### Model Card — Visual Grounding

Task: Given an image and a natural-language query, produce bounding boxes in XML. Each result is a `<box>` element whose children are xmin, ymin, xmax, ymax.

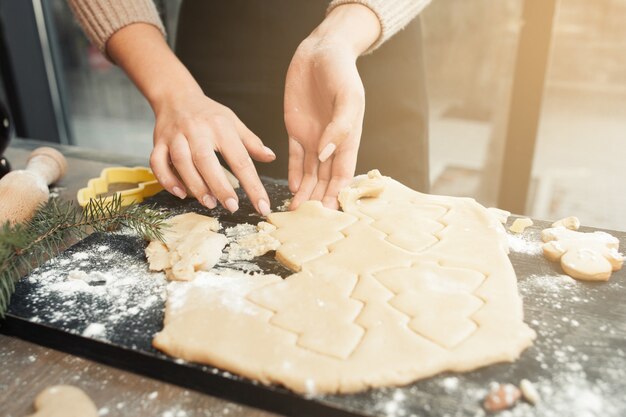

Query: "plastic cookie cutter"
<box><xmin>77</xmin><ymin>166</ymin><xmax>164</xmax><ymax>207</ymax></box>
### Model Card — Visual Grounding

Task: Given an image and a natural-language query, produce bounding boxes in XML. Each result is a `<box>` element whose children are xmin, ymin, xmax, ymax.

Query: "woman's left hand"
<box><xmin>284</xmin><ymin>4</ymin><xmax>381</xmax><ymax>210</ymax></box>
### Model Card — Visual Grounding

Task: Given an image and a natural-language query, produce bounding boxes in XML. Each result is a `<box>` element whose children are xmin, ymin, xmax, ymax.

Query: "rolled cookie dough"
<box><xmin>26</xmin><ymin>385</ymin><xmax>97</xmax><ymax>417</ymax></box>
<box><xmin>153</xmin><ymin>170</ymin><xmax>535</xmax><ymax>394</ymax></box>
<box><xmin>145</xmin><ymin>212</ymin><xmax>227</xmax><ymax>281</ymax></box>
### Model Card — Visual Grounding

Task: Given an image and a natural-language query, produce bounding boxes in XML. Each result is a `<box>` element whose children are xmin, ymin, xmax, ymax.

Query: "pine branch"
<box><xmin>0</xmin><ymin>195</ymin><xmax>167</xmax><ymax>318</ymax></box>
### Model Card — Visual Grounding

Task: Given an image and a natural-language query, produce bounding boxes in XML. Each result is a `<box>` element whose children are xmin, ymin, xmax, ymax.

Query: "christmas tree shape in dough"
<box><xmin>248</xmin><ymin>268</ymin><xmax>364</xmax><ymax>359</ymax></box>
<box><xmin>153</xmin><ymin>170</ymin><xmax>536</xmax><ymax>394</ymax></box>
<box><xmin>269</xmin><ymin>200</ymin><xmax>356</xmax><ymax>271</ymax></box>
<box><xmin>375</xmin><ymin>262</ymin><xmax>485</xmax><ymax>349</ymax></box>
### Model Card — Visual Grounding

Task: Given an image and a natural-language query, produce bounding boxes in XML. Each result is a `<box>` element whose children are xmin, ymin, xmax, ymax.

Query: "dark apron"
<box><xmin>175</xmin><ymin>0</ymin><xmax>429</xmax><ymax>192</ymax></box>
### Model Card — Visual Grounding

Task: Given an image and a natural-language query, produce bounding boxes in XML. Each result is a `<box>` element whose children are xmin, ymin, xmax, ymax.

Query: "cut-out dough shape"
<box><xmin>375</xmin><ymin>263</ymin><xmax>485</xmax><ymax>349</ymax></box>
<box><xmin>145</xmin><ymin>212</ymin><xmax>226</xmax><ymax>281</ymax></box>
<box><xmin>26</xmin><ymin>385</ymin><xmax>97</xmax><ymax>417</ymax></box>
<box><xmin>269</xmin><ymin>201</ymin><xmax>356</xmax><ymax>271</ymax></box>
<box><xmin>248</xmin><ymin>268</ymin><xmax>364</xmax><ymax>359</ymax></box>
<box><xmin>152</xmin><ymin>170</ymin><xmax>535</xmax><ymax>394</ymax></box>
<box><xmin>542</xmin><ymin>226</ymin><xmax>624</xmax><ymax>281</ymax></box>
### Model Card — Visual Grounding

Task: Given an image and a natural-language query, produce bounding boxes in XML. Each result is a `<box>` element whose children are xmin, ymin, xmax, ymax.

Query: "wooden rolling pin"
<box><xmin>0</xmin><ymin>147</ymin><xmax>67</xmax><ymax>225</ymax></box>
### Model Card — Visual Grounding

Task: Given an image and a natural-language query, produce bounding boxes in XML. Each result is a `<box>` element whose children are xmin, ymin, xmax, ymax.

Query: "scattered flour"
<box><xmin>82</xmin><ymin>323</ymin><xmax>107</xmax><ymax>339</ymax></box>
<box><xmin>166</xmin><ymin>270</ymin><xmax>279</xmax><ymax>316</ymax></box>
<box><xmin>224</xmin><ymin>222</ymin><xmax>280</xmax><ymax>263</ymax></box>
<box><xmin>507</xmin><ymin>233</ymin><xmax>543</xmax><ymax>256</ymax></box>
<box><xmin>23</xmin><ymin>237</ymin><xmax>167</xmax><ymax>342</ymax></box>
<box><xmin>276</xmin><ymin>198</ymin><xmax>292</xmax><ymax>212</ymax></box>
<box><xmin>441</xmin><ymin>376</ymin><xmax>459</xmax><ymax>393</ymax></box>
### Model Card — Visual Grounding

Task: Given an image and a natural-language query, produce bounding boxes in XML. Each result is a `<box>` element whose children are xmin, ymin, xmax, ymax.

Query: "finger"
<box><xmin>211</xmin><ymin>118</ymin><xmax>271</xmax><ymax>216</ymax></box>
<box><xmin>310</xmin><ymin>157</ymin><xmax>332</xmax><ymax>201</ymax></box>
<box><xmin>321</xmin><ymin>146</ymin><xmax>358</xmax><ymax>210</ymax></box>
<box><xmin>289</xmin><ymin>150</ymin><xmax>319</xmax><ymax>210</ymax></box>
<box><xmin>288</xmin><ymin>136</ymin><xmax>304</xmax><ymax>194</ymax></box>
<box><xmin>318</xmin><ymin>91</ymin><xmax>363</xmax><ymax>162</ymax></box>
<box><xmin>233</xmin><ymin>119</ymin><xmax>276</xmax><ymax>163</ymax></box>
<box><xmin>150</xmin><ymin>143</ymin><xmax>186</xmax><ymax>199</ymax></box>
<box><xmin>185</xmin><ymin>125</ymin><xmax>240</xmax><ymax>213</ymax></box>
<box><xmin>168</xmin><ymin>134</ymin><xmax>215</xmax><ymax>207</ymax></box>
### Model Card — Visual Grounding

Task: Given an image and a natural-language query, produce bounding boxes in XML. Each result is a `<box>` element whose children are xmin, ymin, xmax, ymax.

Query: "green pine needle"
<box><xmin>0</xmin><ymin>195</ymin><xmax>167</xmax><ymax>319</ymax></box>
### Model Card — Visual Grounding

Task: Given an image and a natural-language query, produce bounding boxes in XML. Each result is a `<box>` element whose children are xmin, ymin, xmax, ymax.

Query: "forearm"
<box><xmin>106</xmin><ymin>23</ymin><xmax>201</xmax><ymax>113</ymax></box>
<box><xmin>310</xmin><ymin>4</ymin><xmax>381</xmax><ymax>57</ymax></box>
<box><xmin>327</xmin><ymin>0</ymin><xmax>431</xmax><ymax>52</ymax></box>
<box><xmin>67</xmin><ymin>0</ymin><xmax>165</xmax><ymax>54</ymax></box>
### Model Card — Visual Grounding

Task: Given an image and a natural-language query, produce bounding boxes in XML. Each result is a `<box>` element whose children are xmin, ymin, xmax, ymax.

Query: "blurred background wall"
<box><xmin>2</xmin><ymin>0</ymin><xmax>625</xmax><ymax>230</ymax></box>
<box><xmin>422</xmin><ymin>0</ymin><xmax>626</xmax><ymax>230</ymax></box>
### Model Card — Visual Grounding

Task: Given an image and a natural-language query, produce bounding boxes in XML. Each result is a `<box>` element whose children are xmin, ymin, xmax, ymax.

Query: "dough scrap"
<box><xmin>541</xmin><ymin>226</ymin><xmax>624</xmax><ymax>281</ymax></box>
<box><xmin>227</xmin><ymin>221</ymin><xmax>281</xmax><ymax>262</ymax></box>
<box><xmin>551</xmin><ymin>216</ymin><xmax>580</xmax><ymax>230</ymax></box>
<box><xmin>509</xmin><ymin>218</ymin><xmax>533</xmax><ymax>234</ymax></box>
<box><xmin>26</xmin><ymin>385</ymin><xmax>97</xmax><ymax>417</ymax></box>
<box><xmin>146</xmin><ymin>212</ymin><xmax>227</xmax><ymax>281</ymax></box>
<box><xmin>153</xmin><ymin>170</ymin><xmax>535</xmax><ymax>394</ymax></box>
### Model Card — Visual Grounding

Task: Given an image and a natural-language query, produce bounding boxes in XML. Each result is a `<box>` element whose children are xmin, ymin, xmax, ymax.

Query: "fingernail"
<box><xmin>264</xmin><ymin>146</ymin><xmax>275</xmax><ymax>157</ymax></box>
<box><xmin>172</xmin><ymin>186</ymin><xmax>186</xmax><ymax>199</ymax></box>
<box><xmin>202</xmin><ymin>194</ymin><xmax>217</xmax><ymax>209</ymax></box>
<box><xmin>225</xmin><ymin>198</ymin><xmax>239</xmax><ymax>213</ymax></box>
<box><xmin>318</xmin><ymin>143</ymin><xmax>336</xmax><ymax>162</ymax></box>
<box><xmin>258</xmin><ymin>199</ymin><xmax>271</xmax><ymax>216</ymax></box>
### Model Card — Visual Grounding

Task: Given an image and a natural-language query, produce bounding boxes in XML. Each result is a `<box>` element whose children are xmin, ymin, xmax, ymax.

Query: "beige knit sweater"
<box><xmin>68</xmin><ymin>0</ymin><xmax>430</xmax><ymax>55</ymax></box>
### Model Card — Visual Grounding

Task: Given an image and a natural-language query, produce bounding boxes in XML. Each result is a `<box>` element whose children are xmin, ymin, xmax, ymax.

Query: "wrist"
<box><xmin>106</xmin><ymin>23</ymin><xmax>204</xmax><ymax>115</ymax></box>
<box><xmin>148</xmin><ymin>79</ymin><xmax>203</xmax><ymax>115</ymax></box>
<box><xmin>310</xmin><ymin>3</ymin><xmax>381</xmax><ymax>57</ymax></box>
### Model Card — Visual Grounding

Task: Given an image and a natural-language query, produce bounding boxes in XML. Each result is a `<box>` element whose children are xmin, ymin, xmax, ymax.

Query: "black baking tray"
<box><xmin>3</xmin><ymin>180</ymin><xmax>626</xmax><ymax>417</ymax></box>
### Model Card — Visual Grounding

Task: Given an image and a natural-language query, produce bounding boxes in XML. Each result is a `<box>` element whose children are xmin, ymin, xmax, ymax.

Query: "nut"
<box><xmin>483</xmin><ymin>383</ymin><xmax>521</xmax><ymax>412</ymax></box>
<box><xmin>520</xmin><ymin>379</ymin><xmax>541</xmax><ymax>405</ymax></box>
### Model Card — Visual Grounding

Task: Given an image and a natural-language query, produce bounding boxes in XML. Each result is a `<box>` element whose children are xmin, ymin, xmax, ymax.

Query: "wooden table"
<box><xmin>1</xmin><ymin>138</ymin><xmax>278</xmax><ymax>417</ymax></box>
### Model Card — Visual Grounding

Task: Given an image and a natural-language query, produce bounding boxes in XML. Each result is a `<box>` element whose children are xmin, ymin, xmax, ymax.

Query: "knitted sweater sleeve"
<box><xmin>67</xmin><ymin>0</ymin><xmax>165</xmax><ymax>53</ymax></box>
<box><xmin>327</xmin><ymin>0</ymin><xmax>431</xmax><ymax>53</ymax></box>
<box><xmin>68</xmin><ymin>0</ymin><xmax>427</xmax><ymax>56</ymax></box>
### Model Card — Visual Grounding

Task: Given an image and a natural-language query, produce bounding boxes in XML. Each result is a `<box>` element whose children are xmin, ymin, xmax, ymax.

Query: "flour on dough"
<box><xmin>542</xmin><ymin>226</ymin><xmax>624</xmax><ymax>281</ymax></box>
<box><xmin>153</xmin><ymin>170</ymin><xmax>536</xmax><ymax>394</ymax></box>
<box><xmin>487</xmin><ymin>207</ymin><xmax>511</xmax><ymax>224</ymax></box>
<box><xmin>26</xmin><ymin>385</ymin><xmax>97</xmax><ymax>417</ymax></box>
<box><xmin>227</xmin><ymin>221</ymin><xmax>280</xmax><ymax>262</ymax></box>
<box><xmin>145</xmin><ymin>212</ymin><xmax>227</xmax><ymax>281</ymax></box>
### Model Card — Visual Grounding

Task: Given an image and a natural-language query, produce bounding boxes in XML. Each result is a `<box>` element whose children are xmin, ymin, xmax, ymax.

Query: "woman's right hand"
<box><xmin>150</xmin><ymin>89</ymin><xmax>275</xmax><ymax>215</ymax></box>
<box><xmin>106</xmin><ymin>23</ymin><xmax>274</xmax><ymax>215</ymax></box>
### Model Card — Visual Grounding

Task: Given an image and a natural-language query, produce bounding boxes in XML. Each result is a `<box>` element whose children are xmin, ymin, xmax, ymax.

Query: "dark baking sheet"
<box><xmin>3</xmin><ymin>179</ymin><xmax>626</xmax><ymax>417</ymax></box>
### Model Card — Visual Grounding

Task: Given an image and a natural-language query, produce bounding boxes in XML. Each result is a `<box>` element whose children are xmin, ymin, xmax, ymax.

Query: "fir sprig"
<box><xmin>0</xmin><ymin>195</ymin><xmax>167</xmax><ymax>318</ymax></box>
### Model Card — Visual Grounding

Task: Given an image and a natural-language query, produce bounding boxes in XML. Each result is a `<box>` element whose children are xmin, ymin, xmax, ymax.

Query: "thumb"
<box><xmin>318</xmin><ymin>91</ymin><xmax>363</xmax><ymax>162</ymax></box>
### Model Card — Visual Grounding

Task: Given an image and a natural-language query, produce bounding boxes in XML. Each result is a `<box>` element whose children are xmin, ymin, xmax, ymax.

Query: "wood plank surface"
<box><xmin>0</xmin><ymin>334</ymin><xmax>278</xmax><ymax>417</ymax></box>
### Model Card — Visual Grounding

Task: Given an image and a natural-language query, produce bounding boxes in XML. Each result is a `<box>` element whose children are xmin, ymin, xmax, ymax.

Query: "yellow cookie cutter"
<box><xmin>77</xmin><ymin>166</ymin><xmax>164</xmax><ymax>207</ymax></box>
